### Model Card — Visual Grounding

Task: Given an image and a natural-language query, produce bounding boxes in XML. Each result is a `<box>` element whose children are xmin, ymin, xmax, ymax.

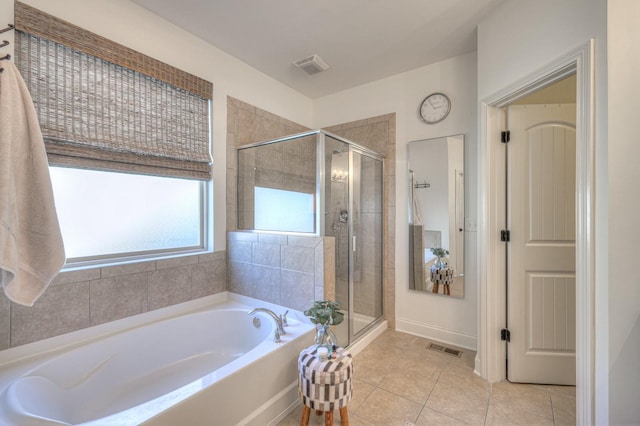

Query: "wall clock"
<box><xmin>419</xmin><ymin>92</ymin><xmax>451</xmax><ymax>124</ymax></box>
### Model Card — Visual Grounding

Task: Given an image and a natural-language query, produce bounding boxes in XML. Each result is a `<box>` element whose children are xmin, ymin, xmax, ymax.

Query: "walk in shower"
<box><xmin>237</xmin><ymin>130</ymin><xmax>384</xmax><ymax>346</ymax></box>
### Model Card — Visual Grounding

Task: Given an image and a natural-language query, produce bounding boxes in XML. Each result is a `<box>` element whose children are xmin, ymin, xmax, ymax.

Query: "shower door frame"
<box><xmin>319</xmin><ymin>131</ymin><xmax>386</xmax><ymax>345</ymax></box>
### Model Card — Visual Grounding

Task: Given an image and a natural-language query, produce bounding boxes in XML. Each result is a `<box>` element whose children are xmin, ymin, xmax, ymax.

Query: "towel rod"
<box><xmin>414</xmin><ymin>181</ymin><xmax>430</xmax><ymax>189</ymax></box>
<box><xmin>0</xmin><ymin>24</ymin><xmax>14</xmax><ymax>34</ymax></box>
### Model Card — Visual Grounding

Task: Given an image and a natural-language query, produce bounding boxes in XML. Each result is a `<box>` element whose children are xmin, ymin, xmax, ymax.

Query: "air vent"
<box><xmin>427</xmin><ymin>343</ymin><xmax>462</xmax><ymax>358</ymax></box>
<box><xmin>293</xmin><ymin>54</ymin><xmax>330</xmax><ymax>75</ymax></box>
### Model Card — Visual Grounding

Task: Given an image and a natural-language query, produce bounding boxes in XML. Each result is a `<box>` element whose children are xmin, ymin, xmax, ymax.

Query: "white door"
<box><xmin>507</xmin><ymin>104</ymin><xmax>576</xmax><ymax>385</ymax></box>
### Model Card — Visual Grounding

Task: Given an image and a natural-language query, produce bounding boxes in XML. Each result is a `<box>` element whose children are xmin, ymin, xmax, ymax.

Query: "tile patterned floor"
<box><xmin>279</xmin><ymin>330</ymin><xmax>576</xmax><ymax>426</ymax></box>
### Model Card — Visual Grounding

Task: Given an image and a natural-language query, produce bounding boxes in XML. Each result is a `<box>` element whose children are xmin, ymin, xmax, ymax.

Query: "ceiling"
<box><xmin>131</xmin><ymin>0</ymin><xmax>506</xmax><ymax>99</ymax></box>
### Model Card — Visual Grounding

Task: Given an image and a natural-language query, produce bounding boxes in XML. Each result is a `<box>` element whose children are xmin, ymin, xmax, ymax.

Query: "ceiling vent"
<box><xmin>293</xmin><ymin>54</ymin><xmax>330</xmax><ymax>75</ymax></box>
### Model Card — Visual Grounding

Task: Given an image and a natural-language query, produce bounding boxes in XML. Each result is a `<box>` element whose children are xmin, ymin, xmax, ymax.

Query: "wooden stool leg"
<box><xmin>315</xmin><ymin>409</ymin><xmax>323</xmax><ymax>416</ymax></box>
<box><xmin>339</xmin><ymin>406</ymin><xmax>349</xmax><ymax>426</ymax></box>
<box><xmin>300</xmin><ymin>405</ymin><xmax>311</xmax><ymax>426</ymax></box>
<box><xmin>324</xmin><ymin>410</ymin><xmax>334</xmax><ymax>426</ymax></box>
<box><xmin>432</xmin><ymin>283</ymin><xmax>439</xmax><ymax>293</ymax></box>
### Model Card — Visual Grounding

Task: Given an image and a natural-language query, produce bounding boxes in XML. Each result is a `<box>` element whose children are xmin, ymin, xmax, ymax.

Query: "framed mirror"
<box><xmin>408</xmin><ymin>135</ymin><xmax>464</xmax><ymax>298</ymax></box>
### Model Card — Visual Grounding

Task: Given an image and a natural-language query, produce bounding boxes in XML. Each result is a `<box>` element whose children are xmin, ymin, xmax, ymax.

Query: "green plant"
<box><xmin>304</xmin><ymin>300</ymin><xmax>344</xmax><ymax>326</ymax></box>
<box><xmin>431</xmin><ymin>247</ymin><xmax>449</xmax><ymax>258</ymax></box>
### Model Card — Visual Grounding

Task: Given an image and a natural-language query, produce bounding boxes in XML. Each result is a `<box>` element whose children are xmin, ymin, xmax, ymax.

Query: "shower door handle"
<box><xmin>352</xmin><ymin>235</ymin><xmax>356</xmax><ymax>252</ymax></box>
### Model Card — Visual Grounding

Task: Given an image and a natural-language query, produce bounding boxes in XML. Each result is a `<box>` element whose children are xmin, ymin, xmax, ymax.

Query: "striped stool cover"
<box><xmin>430</xmin><ymin>266</ymin><xmax>454</xmax><ymax>286</ymax></box>
<box><xmin>298</xmin><ymin>346</ymin><xmax>353</xmax><ymax>412</ymax></box>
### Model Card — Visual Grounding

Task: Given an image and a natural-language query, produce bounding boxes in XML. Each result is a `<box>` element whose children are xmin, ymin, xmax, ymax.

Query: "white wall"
<box><xmin>607</xmin><ymin>1</ymin><xmax>640</xmax><ymax>423</ymax></box>
<box><xmin>316</xmin><ymin>52</ymin><xmax>479</xmax><ymax>350</ymax></box>
<box><xmin>477</xmin><ymin>0</ymin><xmax>608</xmax><ymax>421</ymax></box>
<box><xmin>0</xmin><ymin>0</ymin><xmax>314</xmax><ymax>252</ymax></box>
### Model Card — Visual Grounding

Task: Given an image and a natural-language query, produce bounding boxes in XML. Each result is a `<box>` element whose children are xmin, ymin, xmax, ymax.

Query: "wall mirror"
<box><xmin>408</xmin><ymin>135</ymin><xmax>464</xmax><ymax>298</ymax></box>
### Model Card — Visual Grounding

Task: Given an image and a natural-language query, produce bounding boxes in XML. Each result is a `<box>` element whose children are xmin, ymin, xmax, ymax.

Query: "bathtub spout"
<box><xmin>248</xmin><ymin>308</ymin><xmax>286</xmax><ymax>337</ymax></box>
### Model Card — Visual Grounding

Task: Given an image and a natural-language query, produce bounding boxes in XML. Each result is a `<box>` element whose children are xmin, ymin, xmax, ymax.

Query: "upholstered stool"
<box><xmin>298</xmin><ymin>346</ymin><xmax>353</xmax><ymax>426</ymax></box>
<box><xmin>431</xmin><ymin>266</ymin><xmax>454</xmax><ymax>295</ymax></box>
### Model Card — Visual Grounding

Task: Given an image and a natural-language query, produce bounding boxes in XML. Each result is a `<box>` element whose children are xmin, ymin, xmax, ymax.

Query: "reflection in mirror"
<box><xmin>408</xmin><ymin>135</ymin><xmax>464</xmax><ymax>298</ymax></box>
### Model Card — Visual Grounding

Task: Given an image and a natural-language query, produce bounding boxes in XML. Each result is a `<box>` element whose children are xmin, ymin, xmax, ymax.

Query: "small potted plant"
<box><xmin>304</xmin><ymin>300</ymin><xmax>344</xmax><ymax>355</ymax></box>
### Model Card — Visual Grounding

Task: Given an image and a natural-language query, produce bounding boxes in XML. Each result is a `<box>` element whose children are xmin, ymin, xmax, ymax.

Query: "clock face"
<box><xmin>420</xmin><ymin>93</ymin><xmax>451</xmax><ymax>124</ymax></box>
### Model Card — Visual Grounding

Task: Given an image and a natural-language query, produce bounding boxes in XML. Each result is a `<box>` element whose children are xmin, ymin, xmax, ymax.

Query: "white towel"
<box><xmin>0</xmin><ymin>61</ymin><xmax>65</xmax><ymax>307</ymax></box>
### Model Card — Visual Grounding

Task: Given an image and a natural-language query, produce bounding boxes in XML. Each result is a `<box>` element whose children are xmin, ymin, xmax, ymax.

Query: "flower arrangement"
<box><xmin>304</xmin><ymin>300</ymin><xmax>344</xmax><ymax>326</ymax></box>
<box><xmin>431</xmin><ymin>247</ymin><xmax>449</xmax><ymax>258</ymax></box>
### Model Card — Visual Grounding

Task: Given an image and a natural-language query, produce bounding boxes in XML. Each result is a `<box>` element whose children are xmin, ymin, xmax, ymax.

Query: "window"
<box><xmin>14</xmin><ymin>2</ymin><xmax>214</xmax><ymax>267</ymax></box>
<box><xmin>254</xmin><ymin>187</ymin><xmax>315</xmax><ymax>233</ymax></box>
<box><xmin>50</xmin><ymin>167</ymin><xmax>206</xmax><ymax>264</ymax></box>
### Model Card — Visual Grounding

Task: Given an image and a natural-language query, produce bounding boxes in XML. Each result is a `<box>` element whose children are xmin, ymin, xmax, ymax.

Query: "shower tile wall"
<box><xmin>227</xmin><ymin>231</ymin><xmax>334</xmax><ymax>312</ymax></box>
<box><xmin>0</xmin><ymin>252</ymin><xmax>227</xmax><ymax>350</ymax></box>
<box><xmin>226</xmin><ymin>96</ymin><xmax>395</xmax><ymax>328</ymax></box>
<box><xmin>226</xmin><ymin>96</ymin><xmax>310</xmax><ymax>231</ymax></box>
<box><xmin>237</xmin><ymin>135</ymin><xmax>316</xmax><ymax>230</ymax></box>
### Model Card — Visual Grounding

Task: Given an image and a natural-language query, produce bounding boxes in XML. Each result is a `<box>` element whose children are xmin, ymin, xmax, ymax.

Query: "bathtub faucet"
<box><xmin>248</xmin><ymin>308</ymin><xmax>286</xmax><ymax>340</ymax></box>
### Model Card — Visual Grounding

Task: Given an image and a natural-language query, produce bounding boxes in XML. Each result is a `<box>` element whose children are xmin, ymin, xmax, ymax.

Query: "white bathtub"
<box><xmin>0</xmin><ymin>293</ymin><xmax>315</xmax><ymax>426</ymax></box>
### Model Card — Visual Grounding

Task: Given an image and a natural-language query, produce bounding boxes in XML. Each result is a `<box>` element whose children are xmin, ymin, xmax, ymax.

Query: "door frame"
<box><xmin>476</xmin><ymin>40</ymin><xmax>595</xmax><ymax>424</ymax></box>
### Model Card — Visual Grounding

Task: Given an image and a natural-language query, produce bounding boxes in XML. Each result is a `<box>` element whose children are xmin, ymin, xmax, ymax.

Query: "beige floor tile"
<box><xmin>534</xmin><ymin>384</ymin><xmax>577</xmax><ymax>399</ymax></box>
<box><xmin>396</xmin><ymin>349</ymin><xmax>449</xmax><ymax>379</ymax></box>
<box><xmin>437</xmin><ymin>363</ymin><xmax>491</xmax><ymax>398</ymax></box>
<box><xmin>354</xmin><ymin>352</ymin><xmax>399</xmax><ymax>385</ymax></box>
<box><xmin>351</xmin><ymin>378</ymin><xmax>376</xmax><ymax>412</ymax></box>
<box><xmin>378</xmin><ymin>369</ymin><xmax>437</xmax><ymax>404</ymax></box>
<box><xmin>416</xmin><ymin>406</ymin><xmax>471</xmax><ymax>425</ymax></box>
<box><xmin>491</xmin><ymin>381</ymin><xmax>553</xmax><ymax>419</ymax></box>
<box><xmin>425</xmin><ymin>381</ymin><xmax>490</xmax><ymax>426</ymax></box>
<box><xmin>354</xmin><ymin>387</ymin><xmax>422</xmax><ymax>426</ymax></box>
<box><xmin>279</xmin><ymin>330</ymin><xmax>576</xmax><ymax>426</ymax></box>
<box><xmin>486</xmin><ymin>397</ymin><xmax>554</xmax><ymax>425</ymax></box>
<box><xmin>551</xmin><ymin>393</ymin><xmax>577</xmax><ymax>425</ymax></box>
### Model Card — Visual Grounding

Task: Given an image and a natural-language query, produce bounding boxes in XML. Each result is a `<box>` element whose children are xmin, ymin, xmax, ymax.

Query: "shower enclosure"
<box><xmin>237</xmin><ymin>130</ymin><xmax>384</xmax><ymax>346</ymax></box>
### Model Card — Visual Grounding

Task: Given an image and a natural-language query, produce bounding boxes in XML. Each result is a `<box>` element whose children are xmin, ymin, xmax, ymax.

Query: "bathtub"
<box><xmin>0</xmin><ymin>293</ymin><xmax>315</xmax><ymax>425</ymax></box>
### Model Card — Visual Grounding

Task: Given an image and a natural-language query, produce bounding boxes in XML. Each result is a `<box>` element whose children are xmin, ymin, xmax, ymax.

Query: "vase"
<box><xmin>314</xmin><ymin>324</ymin><xmax>338</xmax><ymax>356</ymax></box>
<box><xmin>431</xmin><ymin>256</ymin><xmax>445</xmax><ymax>272</ymax></box>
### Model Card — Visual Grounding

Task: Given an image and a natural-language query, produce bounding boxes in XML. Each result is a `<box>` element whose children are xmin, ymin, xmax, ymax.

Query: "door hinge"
<box><xmin>500</xmin><ymin>229</ymin><xmax>510</xmax><ymax>242</ymax></box>
<box><xmin>501</xmin><ymin>328</ymin><xmax>511</xmax><ymax>342</ymax></box>
<box><xmin>501</xmin><ymin>130</ymin><xmax>511</xmax><ymax>143</ymax></box>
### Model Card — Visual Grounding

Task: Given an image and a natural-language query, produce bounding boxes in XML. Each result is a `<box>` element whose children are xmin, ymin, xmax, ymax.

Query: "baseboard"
<box><xmin>396</xmin><ymin>318</ymin><xmax>477</xmax><ymax>351</ymax></box>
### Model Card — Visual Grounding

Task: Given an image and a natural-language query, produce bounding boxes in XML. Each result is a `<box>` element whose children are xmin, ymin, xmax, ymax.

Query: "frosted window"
<box><xmin>254</xmin><ymin>187</ymin><xmax>315</xmax><ymax>233</ymax></box>
<box><xmin>50</xmin><ymin>167</ymin><xmax>204</xmax><ymax>262</ymax></box>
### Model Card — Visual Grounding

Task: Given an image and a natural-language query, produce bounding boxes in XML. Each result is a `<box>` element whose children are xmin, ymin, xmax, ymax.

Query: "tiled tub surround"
<box><xmin>0</xmin><ymin>252</ymin><xmax>226</xmax><ymax>350</ymax></box>
<box><xmin>0</xmin><ymin>293</ymin><xmax>315</xmax><ymax>426</ymax></box>
<box><xmin>227</xmin><ymin>231</ymin><xmax>335</xmax><ymax>312</ymax></box>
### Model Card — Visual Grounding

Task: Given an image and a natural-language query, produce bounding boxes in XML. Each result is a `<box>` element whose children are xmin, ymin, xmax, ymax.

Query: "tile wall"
<box><xmin>0</xmin><ymin>252</ymin><xmax>226</xmax><ymax>350</ymax></box>
<box><xmin>226</xmin><ymin>96</ymin><xmax>310</xmax><ymax>232</ymax></box>
<box><xmin>227</xmin><ymin>232</ymin><xmax>335</xmax><ymax>312</ymax></box>
<box><xmin>227</xmin><ymin>96</ymin><xmax>395</xmax><ymax>327</ymax></box>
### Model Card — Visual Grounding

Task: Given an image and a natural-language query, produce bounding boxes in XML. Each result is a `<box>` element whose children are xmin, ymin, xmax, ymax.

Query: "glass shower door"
<box><xmin>323</xmin><ymin>135</ymin><xmax>384</xmax><ymax>346</ymax></box>
<box><xmin>324</xmin><ymin>136</ymin><xmax>350</xmax><ymax>345</ymax></box>
<box><xmin>350</xmin><ymin>151</ymin><xmax>384</xmax><ymax>338</ymax></box>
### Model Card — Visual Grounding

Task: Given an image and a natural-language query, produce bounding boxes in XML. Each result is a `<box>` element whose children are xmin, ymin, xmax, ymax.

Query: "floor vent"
<box><xmin>427</xmin><ymin>343</ymin><xmax>462</xmax><ymax>357</ymax></box>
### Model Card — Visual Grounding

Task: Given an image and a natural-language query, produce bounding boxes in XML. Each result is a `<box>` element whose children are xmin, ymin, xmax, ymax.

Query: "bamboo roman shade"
<box><xmin>14</xmin><ymin>2</ymin><xmax>213</xmax><ymax>180</ymax></box>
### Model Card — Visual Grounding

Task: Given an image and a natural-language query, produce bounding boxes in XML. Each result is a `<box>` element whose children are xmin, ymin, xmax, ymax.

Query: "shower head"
<box><xmin>332</xmin><ymin>144</ymin><xmax>347</xmax><ymax>154</ymax></box>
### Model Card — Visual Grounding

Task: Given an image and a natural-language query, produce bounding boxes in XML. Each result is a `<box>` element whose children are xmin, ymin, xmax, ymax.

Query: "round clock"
<box><xmin>419</xmin><ymin>92</ymin><xmax>451</xmax><ymax>124</ymax></box>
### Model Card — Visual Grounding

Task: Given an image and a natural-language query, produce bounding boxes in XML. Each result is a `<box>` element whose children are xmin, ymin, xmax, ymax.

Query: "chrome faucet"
<box><xmin>248</xmin><ymin>308</ymin><xmax>286</xmax><ymax>338</ymax></box>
